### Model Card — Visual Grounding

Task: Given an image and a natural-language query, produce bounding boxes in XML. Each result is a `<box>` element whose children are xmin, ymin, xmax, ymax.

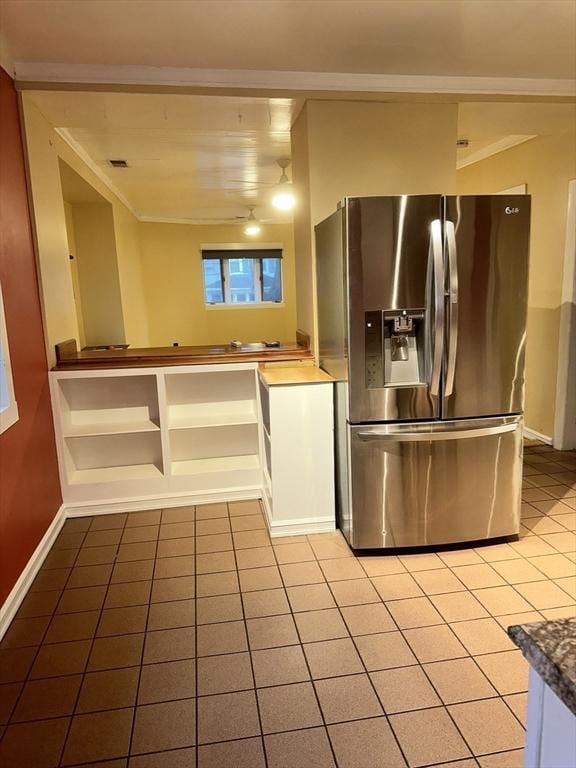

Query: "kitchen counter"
<box><xmin>54</xmin><ymin>338</ymin><xmax>312</xmax><ymax>370</ymax></box>
<box><xmin>509</xmin><ymin>617</ymin><xmax>576</xmax><ymax>716</ymax></box>
<box><xmin>259</xmin><ymin>365</ymin><xmax>334</xmax><ymax>386</ymax></box>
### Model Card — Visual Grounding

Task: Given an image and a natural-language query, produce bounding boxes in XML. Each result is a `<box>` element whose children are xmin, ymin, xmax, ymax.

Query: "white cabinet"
<box><xmin>258</xmin><ymin>367</ymin><xmax>336</xmax><ymax>537</ymax></box>
<box><xmin>524</xmin><ymin>667</ymin><xmax>576</xmax><ymax>768</ymax></box>
<box><xmin>50</xmin><ymin>362</ymin><xmax>337</xmax><ymax>534</ymax></box>
<box><xmin>50</xmin><ymin>364</ymin><xmax>262</xmax><ymax>510</ymax></box>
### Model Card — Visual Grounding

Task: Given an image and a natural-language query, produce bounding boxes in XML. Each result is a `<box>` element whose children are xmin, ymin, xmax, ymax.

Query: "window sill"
<box><xmin>0</xmin><ymin>401</ymin><xmax>19</xmax><ymax>435</ymax></box>
<box><xmin>205</xmin><ymin>303</ymin><xmax>286</xmax><ymax>311</ymax></box>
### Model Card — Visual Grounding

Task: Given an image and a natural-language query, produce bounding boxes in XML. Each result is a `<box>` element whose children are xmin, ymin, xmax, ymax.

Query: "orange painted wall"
<box><xmin>0</xmin><ymin>67</ymin><xmax>62</xmax><ymax>603</ymax></box>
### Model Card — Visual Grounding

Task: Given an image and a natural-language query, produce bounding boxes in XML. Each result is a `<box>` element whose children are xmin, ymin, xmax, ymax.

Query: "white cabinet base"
<box><xmin>525</xmin><ymin>666</ymin><xmax>576</xmax><ymax>768</ymax></box>
<box><xmin>50</xmin><ymin>363</ymin><xmax>336</xmax><ymax>537</ymax></box>
<box><xmin>50</xmin><ymin>364</ymin><xmax>263</xmax><ymax>509</ymax></box>
<box><xmin>259</xmin><ymin>373</ymin><xmax>336</xmax><ymax>537</ymax></box>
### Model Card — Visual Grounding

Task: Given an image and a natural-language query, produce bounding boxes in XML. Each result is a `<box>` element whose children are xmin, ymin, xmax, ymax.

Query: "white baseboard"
<box><xmin>0</xmin><ymin>505</ymin><xmax>66</xmax><ymax>641</ymax></box>
<box><xmin>524</xmin><ymin>427</ymin><xmax>554</xmax><ymax>445</ymax></box>
<box><xmin>64</xmin><ymin>488</ymin><xmax>262</xmax><ymax>517</ymax></box>
<box><xmin>268</xmin><ymin>517</ymin><xmax>337</xmax><ymax>537</ymax></box>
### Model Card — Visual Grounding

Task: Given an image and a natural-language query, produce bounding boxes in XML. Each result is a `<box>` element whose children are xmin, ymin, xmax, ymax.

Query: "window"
<box><xmin>0</xmin><ymin>284</ymin><xmax>18</xmax><ymax>434</ymax></box>
<box><xmin>202</xmin><ymin>248</ymin><xmax>283</xmax><ymax>305</ymax></box>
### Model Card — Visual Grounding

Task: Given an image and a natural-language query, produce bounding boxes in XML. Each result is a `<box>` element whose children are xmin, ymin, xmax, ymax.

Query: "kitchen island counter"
<box><xmin>508</xmin><ymin>617</ymin><xmax>576</xmax><ymax>767</ymax></box>
<box><xmin>509</xmin><ymin>617</ymin><xmax>576</xmax><ymax>716</ymax></box>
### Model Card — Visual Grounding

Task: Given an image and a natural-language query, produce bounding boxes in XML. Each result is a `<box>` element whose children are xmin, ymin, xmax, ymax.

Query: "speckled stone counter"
<box><xmin>509</xmin><ymin>618</ymin><xmax>576</xmax><ymax>716</ymax></box>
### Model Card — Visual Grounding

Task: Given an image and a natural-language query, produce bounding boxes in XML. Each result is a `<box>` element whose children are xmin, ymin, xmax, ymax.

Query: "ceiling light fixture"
<box><xmin>272</xmin><ymin>158</ymin><xmax>295</xmax><ymax>211</ymax></box>
<box><xmin>243</xmin><ymin>207</ymin><xmax>261</xmax><ymax>236</ymax></box>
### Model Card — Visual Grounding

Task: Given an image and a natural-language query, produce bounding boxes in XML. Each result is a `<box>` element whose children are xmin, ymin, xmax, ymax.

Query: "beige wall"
<box><xmin>292</xmin><ymin>100</ymin><xmax>458</xmax><ymax>352</ymax></box>
<box><xmin>22</xmin><ymin>97</ymin><xmax>150</xmax><ymax>361</ymax></box>
<box><xmin>113</xmin><ymin>205</ymin><xmax>149</xmax><ymax>347</ymax></box>
<box><xmin>457</xmin><ymin>132</ymin><xmax>576</xmax><ymax>438</ymax></box>
<box><xmin>71</xmin><ymin>203</ymin><xmax>125</xmax><ymax>346</ymax></box>
<box><xmin>139</xmin><ymin>222</ymin><xmax>297</xmax><ymax>346</ymax></box>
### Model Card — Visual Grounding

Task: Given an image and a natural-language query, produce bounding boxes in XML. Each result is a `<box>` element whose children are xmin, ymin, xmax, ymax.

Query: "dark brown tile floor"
<box><xmin>0</xmin><ymin>442</ymin><xmax>575</xmax><ymax>767</ymax></box>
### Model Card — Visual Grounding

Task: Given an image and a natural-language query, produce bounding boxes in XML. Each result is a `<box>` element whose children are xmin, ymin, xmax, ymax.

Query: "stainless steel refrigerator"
<box><xmin>315</xmin><ymin>194</ymin><xmax>530</xmax><ymax>549</ymax></box>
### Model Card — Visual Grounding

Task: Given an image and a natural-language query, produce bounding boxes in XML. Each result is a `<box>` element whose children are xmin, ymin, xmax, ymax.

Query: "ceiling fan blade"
<box><xmin>226</xmin><ymin>180</ymin><xmax>274</xmax><ymax>186</ymax></box>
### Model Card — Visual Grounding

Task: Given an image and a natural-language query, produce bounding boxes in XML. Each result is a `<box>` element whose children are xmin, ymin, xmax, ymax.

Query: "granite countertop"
<box><xmin>508</xmin><ymin>617</ymin><xmax>576</xmax><ymax>716</ymax></box>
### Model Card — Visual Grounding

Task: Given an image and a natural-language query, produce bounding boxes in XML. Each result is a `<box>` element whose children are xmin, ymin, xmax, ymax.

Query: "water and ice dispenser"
<box><xmin>365</xmin><ymin>309</ymin><xmax>425</xmax><ymax>388</ymax></box>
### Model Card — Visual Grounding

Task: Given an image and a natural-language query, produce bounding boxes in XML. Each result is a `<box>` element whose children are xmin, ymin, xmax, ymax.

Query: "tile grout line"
<box><xmin>193</xmin><ymin>505</ymin><xmax>199</xmax><ymax>768</ymax></box>
<box><xmin>125</xmin><ymin>511</ymin><xmax>162</xmax><ymax>762</ymax></box>
<box><xmin>315</xmin><ymin>547</ymin><xmax>418</xmax><ymax>768</ymax></box>
<box><xmin>270</xmin><ymin>530</ymin><xmax>343</xmax><ymax>768</ymax></box>
<box><xmin>229</xmin><ymin>499</ymin><xmax>269</xmax><ymax>768</ymax></box>
<box><xmin>57</xmin><ymin>515</ymin><xmax>127</xmax><ymax>767</ymax></box>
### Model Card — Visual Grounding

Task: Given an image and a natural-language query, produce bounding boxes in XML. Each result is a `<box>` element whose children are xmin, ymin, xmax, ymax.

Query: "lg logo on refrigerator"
<box><xmin>505</xmin><ymin>206</ymin><xmax>520</xmax><ymax>215</ymax></box>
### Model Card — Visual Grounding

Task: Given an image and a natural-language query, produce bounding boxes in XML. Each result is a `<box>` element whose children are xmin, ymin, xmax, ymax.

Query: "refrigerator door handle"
<box><xmin>444</xmin><ymin>219</ymin><xmax>459</xmax><ymax>397</ymax></box>
<box><xmin>429</xmin><ymin>218</ymin><xmax>444</xmax><ymax>397</ymax></box>
<box><xmin>357</xmin><ymin>422</ymin><xmax>517</xmax><ymax>442</ymax></box>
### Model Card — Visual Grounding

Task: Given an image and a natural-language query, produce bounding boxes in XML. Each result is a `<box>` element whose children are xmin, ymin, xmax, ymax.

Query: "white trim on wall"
<box><xmin>457</xmin><ymin>137</ymin><xmax>537</xmax><ymax>170</ymax></box>
<box><xmin>553</xmin><ymin>178</ymin><xmax>576</xmax><ymax>450</ymax></box>
<box><xmin>14</xmin><ymin>63</ymin><xmax>576</xmax><ymax>97</ymax></box>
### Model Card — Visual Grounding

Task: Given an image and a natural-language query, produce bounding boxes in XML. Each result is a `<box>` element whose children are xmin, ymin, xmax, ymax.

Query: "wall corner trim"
<box><xmin>0</xmin><ymin>505</ymin><xmax>66</xmax><ymax>641</ymax></box>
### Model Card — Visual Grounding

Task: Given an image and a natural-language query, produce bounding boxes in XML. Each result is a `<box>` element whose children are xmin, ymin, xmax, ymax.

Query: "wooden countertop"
<box><xmin>54</xmin><ymin>340</ymin><xmax>313</xmax><ymax>370</ymax></box>
<box><xmin>259</xmin><ymin>365</ymin><xmax>334</xmax><ymax>386</ymax></box>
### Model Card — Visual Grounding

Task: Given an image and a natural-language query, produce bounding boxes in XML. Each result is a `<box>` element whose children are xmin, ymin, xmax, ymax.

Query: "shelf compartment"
<box><xmin>59</xmin><ymin>375</ymin><xmax>160</xmax><ymax>436</ymax></box>
<box><xmin>63</xmin><ymin>419</ymin><xmax>160</xmax><ymax>437</ymax></box>
<box><xmin>165</xmin><ymin>369</ymin><xmax>257</xmax><ymax>431</ymax></box>
<box><xmin>170</xmin><ymin>424</ymin><xmax>259</xmax><ymax>462</ymax></box>
<box><xmin>171</xmin><ymin>454</ymin><xmax>260</xmax><ymax>477</ymax></box>
<box><xmin>70</xmin><ymin>463</ymin><xmax>163</xmax><ymax>485</ymax></box>
<box><xmin>64</xmin><ymin>431</ymin><xmax>163</xmax><ymax>485</ymax></box>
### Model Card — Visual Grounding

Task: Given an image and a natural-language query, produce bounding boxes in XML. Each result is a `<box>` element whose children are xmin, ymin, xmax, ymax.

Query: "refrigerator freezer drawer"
<box><xmin>348</xmin><ymin>416</ymin><xmax>522</xmax><ymax>549</ymax></box>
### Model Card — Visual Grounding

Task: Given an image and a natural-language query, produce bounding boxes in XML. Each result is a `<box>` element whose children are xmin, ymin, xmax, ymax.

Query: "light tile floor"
<box><xmin>0</xmin><ymin>442</ymin><xmax>574</xmax><ymax>767</ymax></box>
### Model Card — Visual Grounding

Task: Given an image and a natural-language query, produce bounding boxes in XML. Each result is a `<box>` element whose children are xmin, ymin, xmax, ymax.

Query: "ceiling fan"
<box><xmin>226</xmin><ymin>157</ymin><xmax>292</xmax><ymax>191</ymax></box>
<box><xmin>175</xmin><ymin>205</ymin><xmax>274</xmax><ymax>226</ymax></box>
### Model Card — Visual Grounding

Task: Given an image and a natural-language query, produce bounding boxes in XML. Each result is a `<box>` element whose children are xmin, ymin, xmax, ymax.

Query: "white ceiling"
<box><xmin>29</xmin><ymin>92</ymin><xmax>299</xmax><ymax>222</ymax></box>
<box><xmin>2</xmin><ymin>0</ymin><xmax>575</xmax><ymax>80</ymax></box>
<box><xmin>27</xmin><ymin>91</ymin><xmax>576</xmax><ymax>221</ymax></box>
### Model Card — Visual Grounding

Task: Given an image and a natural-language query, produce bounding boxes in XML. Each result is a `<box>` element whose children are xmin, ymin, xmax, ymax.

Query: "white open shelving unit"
<box><xmin>50</xmin><ymin>363</ymin><xmax>262</xmax><ymax>508</ymax></box>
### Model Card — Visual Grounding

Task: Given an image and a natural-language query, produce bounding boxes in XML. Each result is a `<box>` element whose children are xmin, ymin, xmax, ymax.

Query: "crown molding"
<box><xmin>456</xmin><ymin>135</ymin><xmax>538</xmax><ymax>169</ymax></box>
<box><xmin>14</xmin><ymin>63</ymin><xmax>576</xmax><ymax>97</ymax></box>
<box><xmin>139</xmin><ymin>215</ymin><xmax>289</xmax><ymax>226</ymax></box>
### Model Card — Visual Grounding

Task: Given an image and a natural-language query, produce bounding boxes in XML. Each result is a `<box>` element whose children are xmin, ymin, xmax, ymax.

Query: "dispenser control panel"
<box><xmin>365</xmin><ymin>309</ymin><xmax>425</xmax><ymax>389</ymax></box>
<box><xmin>365</xmin><ymin>311</ymin><xmax>383</xmax><ymax>388</ymax></box>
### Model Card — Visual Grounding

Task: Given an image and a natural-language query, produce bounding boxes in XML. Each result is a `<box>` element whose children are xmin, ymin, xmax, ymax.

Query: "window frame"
<box><xmin>201</xmin><ymin>243</ymin><xmax>284</xmax><ymax>309</ymax></box>
<box><xmin>0</xmin><ymin>283</ymin><xmax>19</xmax><ymax>434</ymax></box>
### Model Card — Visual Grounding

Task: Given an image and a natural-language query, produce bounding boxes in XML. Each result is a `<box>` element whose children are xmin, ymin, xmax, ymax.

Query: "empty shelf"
<box><xmin>168</xmin><ymin>412</ymin><xmax>257</xmax><ymax>430</ymax></box>
<box><xmin>171</xmin><ymin>455</ymin><xmax>260</xmax><ymax>476</ymax></box>
<box><xmin>63</xmin><ymin>420</ymin><xmax>161</xmax><ymax>437</ymax></box>
<box><xmin>69</xmin><ymin>463</ymin><xmax>163</xmax><ymax>485</ymax></box>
